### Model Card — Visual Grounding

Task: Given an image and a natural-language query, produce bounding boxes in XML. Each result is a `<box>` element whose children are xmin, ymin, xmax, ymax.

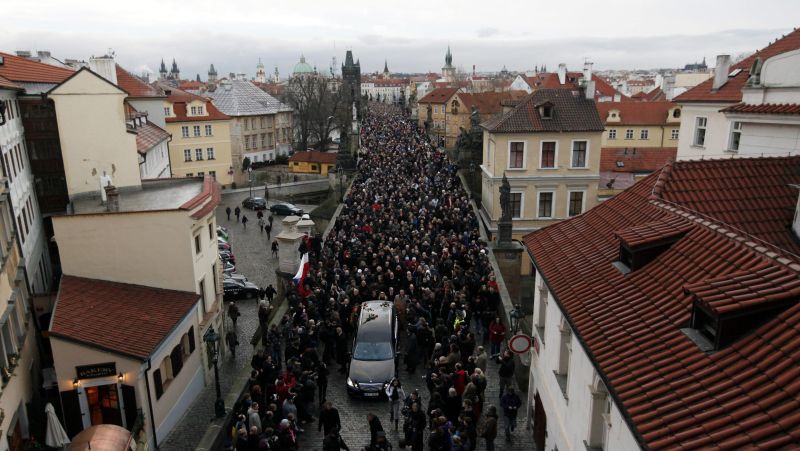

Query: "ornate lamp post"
<box><xmin>203</xmin><ymin>326</ymin><xmax>225</xmax><ymax>418</ymax></box>
<box><xmin>337</xmin><ymin>167</ymin><xmax>345</xmax><ymax>202</ymax></box>
<box><xmin>248</xmin><ymin>167</ymin><xmax>253</xmax><ymax>198</ymax></box>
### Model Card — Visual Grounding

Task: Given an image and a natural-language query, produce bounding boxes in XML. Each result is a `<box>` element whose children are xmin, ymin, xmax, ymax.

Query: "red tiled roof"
<box><xmin>135</xmin><ymin>121</ymin><xmax>170</xmax><ymax>155</ymax></box>
<box><xmin>596</xmin><ymin>101</ymin><xmax>678</xmax><ymax>125</ymax></box>
<box><xmin>0</xmin><ymin>75</ymin><xmax>22</xmax><ymax>90</ymax></box>
<box><xmin>115</xmin><ymin>65</ymin><xmax>164</xmax><ymax>98</ymax></box>
<box><xmin>721</xmin><ymin>102</ymin><xmax>800</xmax><ymax>115</ymax></box>
<box><xmin>288</xmin><ymin>151</ymin><xmax>337</xmax><ymax>165</ymax></box>
<box><xmin>0</xmin><ymin>52</ymin><xmax>74</xmax><ymax>84</ymax></box>
<box><xmin>675</xmin><ymin>28</ymin><xmax>800</xmax><ymax>103</ymax></box>
<box><xmin>418</xmin><ymin>87</ymin><xmax>460</xmax><ymax>104</ymax></box>
<box><xmin>50</xmin><ymin>276</ymin><xmax>199</xmax><ymax>360</ymax></box>
<box><xmin>455</xmin><ymin>91</ymin><xmax>527</xmax><ymax>116</ymax></box>
<box><xmin>481</xmin><ymin>88</ymin><xmax>605</xmax><ymax>133</ymax></box>
<box><xmin>600</xmin><ymin>147</ymin><xmax>676</xmax><ymax>173</ymax></box>
<box><xmin>163</xmin><ymin>86</ymin><xmax>229</xmax><ymax>123</ymax></box>
<box><xmin>536</xmin><ymin>71</ymin><xmax>628</xmax><ymax>101</ymax></box>
<box><xmin>651</xmin><ymin>156</ymin><xmax>800</xmax><ymax>255</ymax></box>
<box><xmin>524</xmin><ymin>155</ymin><xmax>800</xmax><ymax>449</ymax></box>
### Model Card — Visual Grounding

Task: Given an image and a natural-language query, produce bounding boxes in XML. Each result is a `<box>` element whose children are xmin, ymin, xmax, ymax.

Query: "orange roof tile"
<box><xmin>524</xmin><ymin>155</ymin><xmax>800</xmax><ymax>449</ymax></box>
<box><xmin>50</xmin><ymin>276</ymin><xmax>199</xmax><ymax>360</ymax></box>
<box><xmin>0</xmin><ymin>75</ymin><xmax>22</xmax><ymax>90</ymax></box>
<box><xmin>600</xmin><ymin>147</ymin><xmax>677</xmax><ymax>173</ymax></box>
<box><xmin>135</xmin><ymin>121</ymin><xmax>170</xmax><ymax>155</ymax></box>
<box><xmin>0</xmin><ymin>52</ymin><xmax>74</xmax><ymax>84</ymax></box>
<box><xmin>481</xmin><ymin>88</ymin><xmax>605</xmax><ymax>133</ymax></box>
<box><xmin>596</xmin><ymin>101</ymin><xmax>678</xmax><ymax>125</ymax></box>
<box><xmin>115</xmin><ymin>65</ymin><xmax>164</xmax><ymax>98</ymax></box>
<box><xmin>418</xmin><ymin>87</ymin><xmax>460</xmax><ymax>104</ymax></box>
<box><xmin>721</xmin><ymin>102</ymin><xmax>800</xmax><ymax>115</ymax></box>
<box><xmin>455</xmin><ymin>91</ymin><xmax>528</xmax><ymax>116</ymax></box>
<box><xmin>675</xmin><ymin>28</ymin><xmax>800</xmax><ymax>103</ymax></box>
<box><xmin>163</xmin><ymin>86</ymin><xmax>229</xmax><ymax>123</ymax></box>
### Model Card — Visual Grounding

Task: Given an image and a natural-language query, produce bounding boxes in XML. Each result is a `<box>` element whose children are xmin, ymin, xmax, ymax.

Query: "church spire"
<box><xmin>445</xmin><ymin>45</ymin><xmax>452</xmax><ymax>67</ymax></box>
<box><xmin>384</xmin><ymin>59</ymin><xmax>389</xmax><ymax>72</ymax></box>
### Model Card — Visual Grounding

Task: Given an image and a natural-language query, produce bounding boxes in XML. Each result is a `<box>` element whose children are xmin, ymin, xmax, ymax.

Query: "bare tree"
<box><xmin>282</xmin><ymin>76</ymin><xmax>347</xmax><ymax>151</ymax></box>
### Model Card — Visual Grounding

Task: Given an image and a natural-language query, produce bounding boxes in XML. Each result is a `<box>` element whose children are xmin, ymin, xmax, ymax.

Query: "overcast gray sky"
<box><xmin>5</xmin><ymin>0</ymin><xmax>796</xmax><ymax>80</ymax></box>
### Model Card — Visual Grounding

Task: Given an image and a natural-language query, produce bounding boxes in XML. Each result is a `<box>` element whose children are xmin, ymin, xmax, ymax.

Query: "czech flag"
<box><xmin>293</xmin><ymin>253</ymin><xmax>310</xmax><ymax>298</ymax></box>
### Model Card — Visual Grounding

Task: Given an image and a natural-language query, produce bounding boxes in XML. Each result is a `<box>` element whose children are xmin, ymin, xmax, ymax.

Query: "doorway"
<box><xmin>534</xmin><ymin>392</ymin><xmax>547</xmax><ymax>451</ymax></box>
<box><xmin>85</xmin><ymin>385</ymin><xmax>122</xmax><ymax>427</ymax></box>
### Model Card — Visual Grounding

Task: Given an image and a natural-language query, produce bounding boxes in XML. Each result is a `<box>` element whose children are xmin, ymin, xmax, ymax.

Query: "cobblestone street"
<box><xmin>160</xmin><ymin>188</ymin><xmax>316</xmax><ymax>451</ymax></box>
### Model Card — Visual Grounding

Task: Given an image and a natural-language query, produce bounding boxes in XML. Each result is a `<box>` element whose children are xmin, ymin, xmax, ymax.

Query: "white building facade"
<box><xmin>528</xmin><ymin>276</ymin><xmax>640</xmax><ymax>451</ymax></box>
<box><xmin>0</xmin><ymin>87</ymin><xmax>53</xmax><ymax>294</ymax></box>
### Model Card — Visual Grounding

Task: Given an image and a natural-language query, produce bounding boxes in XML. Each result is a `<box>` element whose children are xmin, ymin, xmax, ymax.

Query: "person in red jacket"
<box><xmin>488</xmin><ymin>317</ymin><xmax>506</xmax><ymax>358</ymax></box>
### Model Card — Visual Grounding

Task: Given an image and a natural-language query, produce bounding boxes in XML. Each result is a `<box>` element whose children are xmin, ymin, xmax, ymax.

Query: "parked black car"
<box><xmin>269</xmin><ymin>202</ymin><xmax>303</xmax><ymax>216</ymax></box>
<box><xmin>347</xmin><ymin>300</ymin><xmax>398</xmax><ymax>398</ymax></box>
<box><xmin>223</xmin><ymin>279</ymin><xmax>260</xmax><ymax>301</ymax></box>
<box><xmin>242</xmin><ymin>197</ymin><xmax>268</xmax><ymax>210</ymax></box>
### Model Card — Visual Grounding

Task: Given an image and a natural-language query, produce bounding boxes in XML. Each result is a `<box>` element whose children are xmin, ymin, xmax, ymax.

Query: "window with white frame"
<box><xmin>207</xmin><ymin>148</ymin><xmax>215</xmax><ymax>160</ymax></box>
<box><xmin>181</xmin><ymin>126</ymin><xmax>189</xmax><ymax>138</ymax></box>
<box><xmin>209</xmin><ymin>171</ymin><xmax>216</xmax><ymax>179</ymax></box>
<box><xmin>624</xmin><ymin>129</ymin><xmax>634</xmax><ymax>140</ymax></box>
<box><xmin>608</xmin><ymin>129</ymin><xmax>617</xmax><ymax>140</ymax></box>
<box><xmin>728</xmin><ymin>121</ymin><xmax>742</xmax><ymax>152</ymax></box>
<box><xmin>195</xmin><ymin>149</ymin><xmax>203</xmax><ymax>161</ymax></box>
<box><xmin>694</xmin><ymin>117</ymin><xmax>707</xmax><ymax>146</ymax></box>
<box><xmin>535</xmin><ymin>286</ymin><xmax>547</xmax><ymax>343</ymax></box>
<box><xmin>588</xmin><ymin>379</ymin><xmax>611</xmax><ymax>450</ymax></box>
<box><xmin>568</xmin><ymin>191</ymin><xmax>584</xmax><ymax>217</ymax></box>
<box><xmin>555</xmin><ymin>319</ymin><xmax>572</xmax><ymax>398</ymax></box>
<box><xmin>193</xmin><ymin>125</ymin><xmax>201</xmax><ymax>137</ymax></box>
<box><xmin>571</xmin><ymin>141</ymin><xmax>588</xmax><ymax>168</ymax></box>
<box><xmin>540</xmin><ymin>141</ymin><xmax>556</xmax><ymax>169</ymax></box>
<box><xmin>245</xmin><ymin>136</ymin><xmax>250</xmax><ymax>150</ymax></box>
<box><xmin>164</xmin><ymin>107</ymin><xmax>171</xmax><ymax>116</ymax></box>
<box><xmin>184</xmin><ymin>149</ymin><xmax>192</xmax><ymax>162</ymax></box>
<box><xmin>671</xmin><ymin>129</ymin><xmax>679</xmax><ymax>140</ymax></box>
<box><xmin>538</xmin><ymin>192</ymin><xmax>554</xmax><ymax>218</ymax></box>
<box><xmin>197</xmin><ymin>106</ymin><xmax>204</xmax><ymax>115</ymax></box>
<box><xmin>640</xmin><ymin>129</ymin><xmax>649</xmax><ymax>140</ymax></box>
<box><xmin>205</xmin><ymin>125</ymin><xmax>212</xmax><ymax>136</ymax></box>
<box><xmin>190</xmin><ymin>106</ymin><xmax>197</xmax><ymax>115</ymax></box>
<box><xmin>508</xmin><ymin>141</ymin><xmax>525</xmax><ymax>169</ymax></box>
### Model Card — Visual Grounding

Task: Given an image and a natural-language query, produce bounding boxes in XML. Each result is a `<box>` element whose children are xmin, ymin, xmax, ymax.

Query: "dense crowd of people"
<box><xmin>224</xmin><ymin>104</ymin><xmax>516</xmax><ymax>451</ymax></box>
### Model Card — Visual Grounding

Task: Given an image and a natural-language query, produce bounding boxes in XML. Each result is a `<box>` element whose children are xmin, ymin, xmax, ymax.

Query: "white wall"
<box><xmin>676</xmin><ymin>103</ymin><xmax>734</xmax><ymax>160</ymax></box>
<box><xmin>737</xmin><ymin>121</ymin><xmax>800</xmax><ymax>156</ymax></box>
<box><xmin>129</xmin><ymin>98</ymin><xmax>167</xmax><ymax>129</ymax></box>
<box><xmin>0</xmin><ymin>90</ymin><xmax>52</xmax><ymax>293</ymax></box>
<box><xmin>528</xmin><ymin>277</ymin><xmax>641</xmax><ymax>451</ymax></box>
<box><xmin>510</xmin><ymin>75</ymin><xmax>533</xmax><ymax>93</ymax></box>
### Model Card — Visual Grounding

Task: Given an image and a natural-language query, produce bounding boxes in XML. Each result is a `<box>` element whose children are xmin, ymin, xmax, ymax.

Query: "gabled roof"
<box><xmin>0</xmin><ymin>51</ymin><xmax>74</xmax><ymax>84</ymax></box>
<box><xmin>135</xmin><ymin>121</ymin><xmax>170</xmax><ymax>155</ymax></box>
<box><xmin>675</xmin><ymin>28</ymin><xmax>800</xmax><ymax>103</ymax></box>
<box><xmin>178</xmin><ymin>80</ymin><xmax>204</xmax><ymax>91</ymax></box>
<box><xmin>163</xmin><ymin>86</ymin><xmax>229</xmax><ymax>123</ymax></box>
<box><xmin>600</xmin><ymin>147</ymin><xmax>677</xmax><ymax>173</ymax></box>
<box><xmin>481</xmin><ymin>88</ymin><xmax>605</xmax><ymax>133</ymax></box>
<box><xmin>524</xmin><ymin>155</ymin><xmax>800</xmax><ymax>449</ymax></box>
<box><xmin>0</xmin><ymin>75</ymin><xmax>22</xmax><ymax>91</ymax></box>
<box><xmin>596</xmin><ymin>101</ymin><xmax>678</xmax><ymax>125</ymax></box>
<box><xmin>418</xmin><ymin>87</ymin><xmax>460</xmax><ymax>104</ymax></box>
<box><xmin>115</xmin><ymin>65</ymin><xmax>164</xmax><ymax>98</ymax></box>
<box><xmin>536</xmin><ymin>71</ymin><xmax>628</xmax><ymax>101</ymax></box>
<box><xmin>454</xmin><ymin>91</ymin><xmax>528</xmax><ymax>116</ymax></box>
<box><xmin>205</xmin><ymin>80</ymin><xmax>292</xmax><ymax>116</ymax></box>
<box><xmin>50</xmin><ymin>276</ymin><xmax>199</xmax><ymax>360</ymax></box>
<box><xmin>288</xmin><ymin>151</ymin><xmax>337</xmax><ymax>165</ymax></box>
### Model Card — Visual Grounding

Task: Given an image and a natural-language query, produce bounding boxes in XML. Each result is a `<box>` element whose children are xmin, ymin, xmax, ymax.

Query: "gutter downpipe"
<box><xmin>144</xmin><ymin>358</ymin><xmax>158</xmax><ymax>448</ymax></box>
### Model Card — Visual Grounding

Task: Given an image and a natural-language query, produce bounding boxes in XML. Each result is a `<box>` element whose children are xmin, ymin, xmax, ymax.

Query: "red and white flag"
<box><xmin>292</xmin><ymin>253</ymin><xmax>310</xmax><ymax>298</ymax></box>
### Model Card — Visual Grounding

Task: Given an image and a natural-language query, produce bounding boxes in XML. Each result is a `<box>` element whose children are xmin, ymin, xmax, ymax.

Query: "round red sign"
<box><xmin>508</xmin><ymin>334</ymin><xmax>532</xmax><ymax>354</ymax></box>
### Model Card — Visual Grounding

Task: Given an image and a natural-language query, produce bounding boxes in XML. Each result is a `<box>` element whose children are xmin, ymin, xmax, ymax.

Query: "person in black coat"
<box><xmin>318</xmin><ymin>401</ymin><xmax>341</xmax><ymax>436</ymax></box>
<box><xmin>334</xmin><ymin>327</ymin><xmax>349</xmax><ymax>374</ymax></box>
<box><xmin>367</xmin><ymin>413</ymin><xmax>384</xmax><ymax>447</ymax></box>
<box><xmin>404</xmin><ymin>329</ymin><xmax>419</xmax><ymax>373</ymax></box>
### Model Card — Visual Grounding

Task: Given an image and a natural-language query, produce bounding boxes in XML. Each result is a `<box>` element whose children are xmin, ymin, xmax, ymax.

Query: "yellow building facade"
<box><xmin>164</xmin><ymin>89</ymin><xmax>234</xmax><ymax>186</ymax></box>
<box><xmin>288</xmin><ymin>151</ymin><xmax>337</xmax><ymax>176</ymax></box>
<box><xmin>417</xmin><ymin>87</ymin><xmax>460</xmax><ymax>148</ymax></box>
<box><xmin>480</xmin><ymin>89</ymin><xmax>605</xmax><ymax>239</ymax></box>
<box><xmin>598</xmin><ymin>101</ymin><xmax>681</xmax><ymax>148</ymax></box>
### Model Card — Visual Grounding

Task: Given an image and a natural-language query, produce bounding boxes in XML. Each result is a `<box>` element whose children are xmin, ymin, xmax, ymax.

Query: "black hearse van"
<box><xmin>346</xmin><ymin>301</ymin><xmax>397</xmax><ymax>398</ymax></box>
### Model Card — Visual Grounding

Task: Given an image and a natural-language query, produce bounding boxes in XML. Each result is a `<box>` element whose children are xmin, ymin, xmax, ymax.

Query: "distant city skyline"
<box><xmin>5</xmin><ymin>0</ymin><xmax>797</xmax><ymax>80</ymax></box>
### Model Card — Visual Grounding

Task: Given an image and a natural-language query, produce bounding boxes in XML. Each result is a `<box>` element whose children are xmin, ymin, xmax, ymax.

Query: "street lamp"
<box><xmin>203</xmin><ymin>326</ymin><xmax>225</xmax><ymax>418</ymax></box>
<box><xmin>337</xmin><ymin>167</ymin><xmax>345</xmax><ymax>202</ymax></box>
<box><xmin>247</xmin><ymin>167</ymin><xmax>253</xmax><ymax>198</ymax></box>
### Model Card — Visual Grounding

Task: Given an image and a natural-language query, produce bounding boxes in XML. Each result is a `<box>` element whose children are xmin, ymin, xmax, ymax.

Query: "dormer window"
<box><xmin>613</xmin><ymin>218</ymin><xmax>690</xmax><ymax>273</ymax></box>
<box><xmin>672</xmin><ymin>108</ymin><xmax>681</xmax><ymax>118</ymax></box>
<box><xmin>541</xmin><ymin>105</ymin><xmax>553</xmax><ymax>119</ymax></box>
<box><xmin>683</xmin><ymin>265</ymin><xmax>800</xmax><ymax>352</ymax></box>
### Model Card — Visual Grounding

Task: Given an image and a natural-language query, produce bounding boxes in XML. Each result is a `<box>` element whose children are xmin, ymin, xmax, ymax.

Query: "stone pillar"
<box><xmin>491</xmin><ymin>241</ymin><xmax>524</xmax><ymax>308</ymax></box>
<box><xmin>277</xmin><ymin>216</ymin><xmax>302</xmax><ymax>274</ymax></box>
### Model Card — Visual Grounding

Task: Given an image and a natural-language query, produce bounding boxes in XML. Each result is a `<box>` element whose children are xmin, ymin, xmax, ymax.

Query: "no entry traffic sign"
<box><xmin>508</xmin><ymin>334</ymin><xmax>532</xmax><ymax>354</ymax></box>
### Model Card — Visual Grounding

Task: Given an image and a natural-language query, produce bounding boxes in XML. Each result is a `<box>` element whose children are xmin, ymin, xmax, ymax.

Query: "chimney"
<box><xmin>104</xmin><ymin>185</ymin><xmax>119</xmax><ymax>212</ymax></box>
<box><xmin>712</xmin><ymin>54</ymin><xmax>731</xmax><ymax>90</ymax></box>
<box><xmin>15</xmin><ymin>50</ymin><xmax>31</xmax><ymax>58</ymax></box>
<box><xmin>37</xmin><ymin>50</ymin><xmax>52</xmax><ymax>59</ymax></box>
<box><xmin>583</xmin><ymin>61</ymin><xmax>593</xmax><ymax>82</ymax></box>
<box><xmin>557</xmin><ymin>63</ymin><xmax>567</xmax><ymax>85</ymax></box>
<box><xmin>585</xmin><ymin>79</ymin><xmax>595</xmax><ymax>100</ymax></box>
<box><xmin>89</xmin><ymin>55</ymin><xmax>117</xmax><ymax>85</ymax></box>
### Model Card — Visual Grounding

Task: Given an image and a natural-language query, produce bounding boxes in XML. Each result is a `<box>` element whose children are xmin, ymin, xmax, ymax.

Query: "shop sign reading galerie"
<box><xmin>75</xmin><ymin>362</ymin><xmax>117</xmax><ymax>379</ymax></box>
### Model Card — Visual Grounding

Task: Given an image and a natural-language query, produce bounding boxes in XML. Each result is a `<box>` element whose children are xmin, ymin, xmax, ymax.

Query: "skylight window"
<box><xmin>728</xmin><ymin>68</ymin><xmax>743</xmax><ymax>77</ymax></box>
